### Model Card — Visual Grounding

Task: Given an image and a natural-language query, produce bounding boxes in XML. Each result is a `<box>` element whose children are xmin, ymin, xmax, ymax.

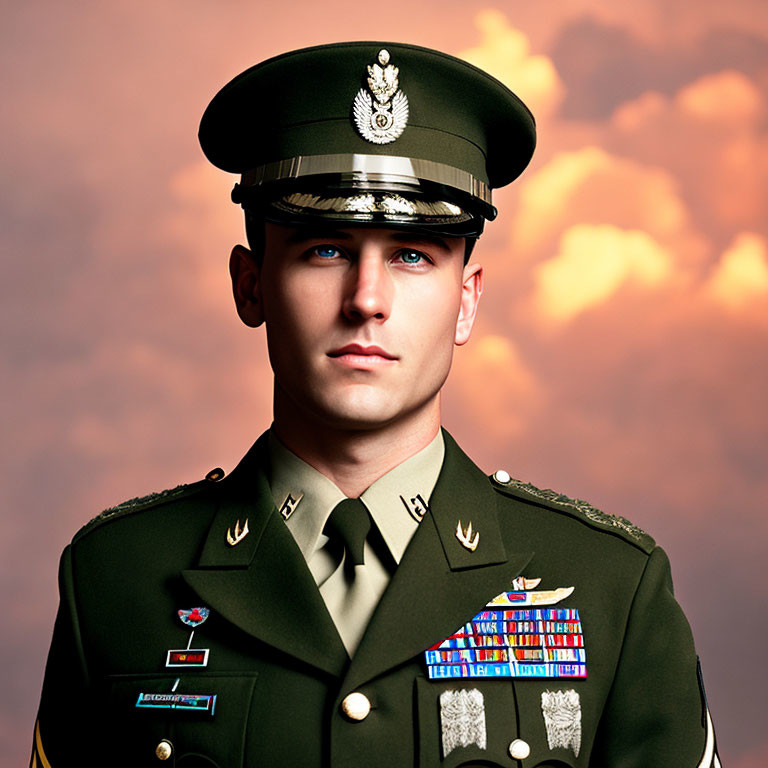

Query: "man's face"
<box><xmin>232</xmin><ymin>222</ymin><xmax>483</xmax><ymax>433</ymax></box>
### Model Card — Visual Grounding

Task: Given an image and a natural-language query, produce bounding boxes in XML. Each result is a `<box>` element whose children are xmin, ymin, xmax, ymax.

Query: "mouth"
<box><xmin>327</xmin><ymin>343</ymin><xmax>398</xmax><ymax>365</ymax></box>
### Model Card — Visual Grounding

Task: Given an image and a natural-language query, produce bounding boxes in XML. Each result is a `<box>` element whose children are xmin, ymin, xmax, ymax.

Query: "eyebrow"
<box><xmin>389</xmin><ymin>232</ymin><xmax>453</xmax><ymax>253</ymax></box>
<box><xmin>283</xmin><ymin>227</ymin><xmax>455</xmax><ymax>254</ymax></box>
<box><xmin>285</xmin><ymin>228</ymin><xmax>355</xmax><ymax>244</ymax></box>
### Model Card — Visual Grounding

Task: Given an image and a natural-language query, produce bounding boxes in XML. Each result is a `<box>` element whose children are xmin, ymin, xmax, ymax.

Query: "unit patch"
<box><xmin>425</xmin><ymin>583</ymin><xmax>585</xmax><ymax>679</ymax></box>
<box><xmin>439</xmin><ymin>688</ymin><xmax>487</xmax><ymax>757</ymax></box>
<box><xmin>541</xmin><ymin>689</ymin><xmax>582</xmax><ymax>757</ymax></box>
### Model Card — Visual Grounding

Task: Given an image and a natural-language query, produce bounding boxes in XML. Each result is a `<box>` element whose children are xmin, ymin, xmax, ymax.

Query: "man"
<box><xmin>31</xmin><ymin>42</ymin><xmax>719</xmax><ymax>767</ymax></box>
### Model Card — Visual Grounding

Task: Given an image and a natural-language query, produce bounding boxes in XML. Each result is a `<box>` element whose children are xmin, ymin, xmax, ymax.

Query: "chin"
<box><xmin>317</xmin><ymin>400</ymin><xmax>404</xmax><ymax>431</ymax></box>
<box><xmin>315</xmin><ymin>386</ymin><xmax>439</xmax><ymax>432</ymax></box>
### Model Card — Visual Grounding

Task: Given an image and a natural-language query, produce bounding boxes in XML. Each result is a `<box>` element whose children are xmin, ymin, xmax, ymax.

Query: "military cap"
<box><xmin>199</xmin><ymin>41</ymin><xmax>536</xmax><ymax>236</ymax></box>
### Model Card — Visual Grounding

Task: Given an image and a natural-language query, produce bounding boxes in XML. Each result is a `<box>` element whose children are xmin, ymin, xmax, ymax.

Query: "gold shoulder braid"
<box><xmin>74</xmin><ymin>468</ymin><xmax>224</xmax><ymax>542</ymax></box>
<box><xmin>501</xmin><ymin>477</ymin><xmax>647</xmax><ymax>540</ymax></box>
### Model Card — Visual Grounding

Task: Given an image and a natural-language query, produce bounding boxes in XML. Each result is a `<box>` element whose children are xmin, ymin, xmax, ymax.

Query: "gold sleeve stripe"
<box><xmin>34</xmin><ymin>721</ymin><xmax>53</xmax><ymax>768</ymax></box>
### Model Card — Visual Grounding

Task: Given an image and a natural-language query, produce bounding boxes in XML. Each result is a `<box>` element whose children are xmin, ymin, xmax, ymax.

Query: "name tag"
<box><xmin>136</xmin><ymin>692</ymin><xmax>217</xmax><ymax>715</ymax></box>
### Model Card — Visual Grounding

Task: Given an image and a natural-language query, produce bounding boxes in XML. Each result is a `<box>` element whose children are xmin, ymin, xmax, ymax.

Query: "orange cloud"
<box><xmin>450</xmin><ymin>333</ymin><xmax>541</xmax><ymax>439</ymax></box>
<box><xmin>610</xmin><ymin>70</ymin><xmax>768</xmax><ymax>232</ymax></box>
<box><xmin>458</xmin><ymin>10</ymin><xmax>564</xmax><ymax>119</ymax></box>
<box><xmin>158</xmin><ymin>161</ymin><xmax>244</xmax><ymax>311</ymax></box>
<box><xmin>533</xmin><ymin>224</ymin><xmax>673</xmax><ymax>323</ymax></box>
<box><xmin>512</xmin><ymin>146</ymin><xmax>691</xmax><ymax>256</ymax></box>
<box><xmin>676</xmin><ymin>70</ymin><xmax>764</xmax><ymax>124</ymax></box>
<box><xmin>705</xmin><ymin>232</ymin><xmax>768</xmax><ymax>309</ymax></box>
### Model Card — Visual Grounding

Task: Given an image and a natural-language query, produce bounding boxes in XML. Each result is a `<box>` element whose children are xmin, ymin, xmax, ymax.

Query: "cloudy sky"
<box><xmin>3</xmin><ymin>1</ymin><xmax>767</xmax><ymax>764</ymax></box>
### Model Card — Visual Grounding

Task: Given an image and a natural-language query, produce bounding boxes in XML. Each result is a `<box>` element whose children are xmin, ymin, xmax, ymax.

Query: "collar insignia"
<box><xmin>352</xmin><ymin>49</ymin><xmax>409</xmax><ymax>144</ymax></box>
<box><xmin>400</xmin><ymin>493</ymin><xmax>429</xmax><ymax>522</ymax></box>
<box><xmin>279</xmin><ymin>491</ymin><xmax>304</xmax><ymax>521</ymax></box>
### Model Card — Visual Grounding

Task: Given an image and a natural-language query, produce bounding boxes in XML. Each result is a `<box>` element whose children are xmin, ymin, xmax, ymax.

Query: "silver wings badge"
<box><xmin>352</xmin><ymin>49</ymin><xmax>409</xmax><ymax>145</ymax></box>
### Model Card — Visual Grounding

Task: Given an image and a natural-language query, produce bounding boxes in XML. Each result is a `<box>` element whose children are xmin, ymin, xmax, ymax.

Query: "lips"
<box><xmin>327</xmin><ymin>343</ymin><xmax>398</xmax><ymax>360</ymax></box>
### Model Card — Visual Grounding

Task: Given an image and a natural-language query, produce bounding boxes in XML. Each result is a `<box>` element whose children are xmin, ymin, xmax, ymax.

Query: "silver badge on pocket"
<box><xmin>439</xmin><ymin>688</ymin><xmax>487</xmax><ymax>757</ymax></box>
<box><xmin>541</xmin><ymin>689</ymin><xmax>581</xmax><ymax>756</ymax></box>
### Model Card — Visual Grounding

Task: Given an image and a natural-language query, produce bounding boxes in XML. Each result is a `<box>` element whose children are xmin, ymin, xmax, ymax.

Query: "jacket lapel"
<box><xmin>182</xmin><ymin>434</ymin><xmax>348</xmax><ymax>678</ymax></box>
<box><xmin>344</xmin><ymin>431</ymin><xmax>533</xmax><ymax>690</ymax></box>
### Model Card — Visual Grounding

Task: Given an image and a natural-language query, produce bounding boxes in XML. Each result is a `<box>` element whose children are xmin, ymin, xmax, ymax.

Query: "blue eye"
<box><xmin>314</xmin><ymin>245</ymin><xmax>342</xmax><ymax>259</ymax></box>
<box><xmin>399</xmin><ymin>250</ymin><xmax>425</xmax><ymax>264</ymax></box>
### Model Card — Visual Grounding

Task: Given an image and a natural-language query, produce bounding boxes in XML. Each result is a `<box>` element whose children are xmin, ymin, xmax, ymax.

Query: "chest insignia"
<box><xmin>178</xmin><ymin>607</ymin><xmax>210</xmax><ymax>628</ymax></box>
<box><xmin>541</xmin><ymin>689</ymin><xmax>582</xmax><ymax>757</ymax></box>
<box><xmin>440</xmin><ymin>689</ymin><xmax>487</xmax><ymax>757</ymax></box>
<box><xmin>168</xmin><ymin>607</ymin><xmax>211</xmax><ymax>668</ymax></box>
<box><xmin>424</xmin><ymin>581</ymin><xmax>586</xmax><ymax>679</ymax></box>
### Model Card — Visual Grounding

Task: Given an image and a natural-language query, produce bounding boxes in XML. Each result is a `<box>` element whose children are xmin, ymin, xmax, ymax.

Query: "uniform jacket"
<box><xmin>31</xmin><ymin>431</ymin><xmax>718</xmax><ymax>767</ymax></box>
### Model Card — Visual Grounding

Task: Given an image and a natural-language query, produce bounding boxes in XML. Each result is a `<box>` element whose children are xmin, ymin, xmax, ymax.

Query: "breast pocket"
<box><xmin>416</xmin><ymin>677</ymin><xmax>580</xmax><ymax>768</ymax></box>
<box><xmin>106</xmin><ymin>672</ymin><xmax>258</xmax><ymax>767</ymax></box>
<box><xmin>416</xmin><ymin>676</ymin><xmax>522</xmax><ymax>768</ymax></box>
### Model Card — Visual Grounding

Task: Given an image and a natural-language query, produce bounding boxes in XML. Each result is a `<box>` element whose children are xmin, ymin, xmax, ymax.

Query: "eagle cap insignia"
<box><xmin>352</xmin><ymin>48</ymin><xmax>409</xmax><ymax>144</ymax></box>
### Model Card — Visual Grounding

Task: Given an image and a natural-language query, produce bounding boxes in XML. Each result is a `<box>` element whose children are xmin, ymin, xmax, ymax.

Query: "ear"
<box><xmin>229</xmin><ymin>244</ymin><xmax>264</xmax><ymax>327</ymax></box>
<box><xmin>454</xmin><ymin>261</ymin><xmax>483</xmax><ymax>346</ymax></box>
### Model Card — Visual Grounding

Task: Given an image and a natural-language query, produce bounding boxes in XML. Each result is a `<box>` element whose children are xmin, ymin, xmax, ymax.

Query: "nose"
<box><xmin>341</xmin><ymin>250</ymin><xmax>393</xmax><ymax>322</ymax></box>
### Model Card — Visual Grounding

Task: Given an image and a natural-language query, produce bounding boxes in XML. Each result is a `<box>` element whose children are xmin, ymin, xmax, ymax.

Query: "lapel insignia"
<box><xmin>226</xmin><ymin>517</ymin><xmax>250</xmax><ymax>546</ymax></box>
<box><xmin>456</xmin><ymin>520</ymin><xmax>479</xmax><ymax>551</ymax></box>
<box><xmin>352</xmin><ymin>49</ymin><xmax>409</xmax><ymax>145</ymax></box>
<box><xmin>279</xmin><ymin>492</ymin><xmax>304</xmax><ymax>521</ymax></box>
<box><xmin>439</xmin><ymin>689</ymin><xmax>487</xmax><ymax>757</ymax></box>
<box><xmin>424</xmin><ymin>584</ymin><xmax>586</xmax><ymax>679</ymax></box>
<box><xmin>541</xmin><ymin>689</ymin><xmax>582</xmax><ymax>757</ymax></box>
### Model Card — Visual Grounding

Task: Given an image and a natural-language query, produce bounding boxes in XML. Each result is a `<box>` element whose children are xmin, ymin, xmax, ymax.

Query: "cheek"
<box><xmin>402</xmin><ymin>280</ymin><xmax>462</xmax><ymax>346</ymax></box>
<box><xmin>262</xmin><ymin>271</ymin><xmax>336</xmax><ymax>342</ymax></box>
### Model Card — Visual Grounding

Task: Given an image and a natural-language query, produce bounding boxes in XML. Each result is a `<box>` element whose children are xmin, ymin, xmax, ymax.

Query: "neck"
<box><xmin>271</xmin><ymin>391</ymin><xmax>442</xmax><ymax>498</ymax></box>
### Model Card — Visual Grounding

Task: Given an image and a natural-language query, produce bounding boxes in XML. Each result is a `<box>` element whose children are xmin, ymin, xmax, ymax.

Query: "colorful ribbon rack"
<box><xmin>425</xmin><ymin>607</ymin><xmax>586</xmax><ymax>679</ymax></box>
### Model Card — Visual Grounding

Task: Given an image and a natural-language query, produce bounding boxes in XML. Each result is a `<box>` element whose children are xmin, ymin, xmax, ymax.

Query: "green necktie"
<box><xmin>323</xmin><ymin>498</ymin><xmax>372</xmax><ymax>568</ymax></box>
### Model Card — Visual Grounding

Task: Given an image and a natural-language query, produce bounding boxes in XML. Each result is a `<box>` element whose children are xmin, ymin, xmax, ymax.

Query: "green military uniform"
<box><xmin>31</xmin><ymin>432</ymin><xmax>717</xmax><ymax>766</ymax></box>
<box><xmin>31</xmin><ymin>41</ymin><xmax>719</xmax><ymax>766</ymax></box>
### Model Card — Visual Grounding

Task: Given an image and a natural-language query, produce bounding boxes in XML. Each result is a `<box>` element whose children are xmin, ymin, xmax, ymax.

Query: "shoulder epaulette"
<box><xmin>490</xmin><ymin>470</ymin><xmax>655</xmax><ymax>553</ymax></box>
<box><xmin>73</xmin><ymin>467</ymin><xmax>225</xmax><ymax>543</ymax></box>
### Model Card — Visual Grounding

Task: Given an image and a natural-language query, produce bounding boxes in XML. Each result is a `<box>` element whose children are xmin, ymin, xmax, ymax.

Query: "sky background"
<box><xmin>3</xmin><ymin>1</ymin><xmax>767</xmax><ymax>764</ymax></box>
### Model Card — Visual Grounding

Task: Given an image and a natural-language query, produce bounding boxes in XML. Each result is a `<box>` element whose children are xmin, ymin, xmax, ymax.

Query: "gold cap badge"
<box><xmin>352</xmin><ymin>49</ymin><xmax>409</xmax><ymax>144</ymax></box>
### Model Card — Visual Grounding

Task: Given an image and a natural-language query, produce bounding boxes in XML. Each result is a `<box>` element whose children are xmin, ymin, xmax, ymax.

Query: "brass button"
<box><xmin>494</xmin><ymin>469</ymin><xmax>511</xmax><ymax>484</ymax></box>
<box><xmin>508</xmin><ymin>738</ymin><xmax>530</xmax><ymax>760</ymax></box>
<box><xmin>155</xmin><ymin>740</ymin><xmax>173</xmax><ymax>761</ymax></box>
<box><xmin>509</xmin><ymin>739</ymin><xmax>531</xmax><ymax>760</ymax></box>
<box><xmin>340</xmin><ymin>692</ymin><xmax>371</xmax><ymax>721</ymax></box>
